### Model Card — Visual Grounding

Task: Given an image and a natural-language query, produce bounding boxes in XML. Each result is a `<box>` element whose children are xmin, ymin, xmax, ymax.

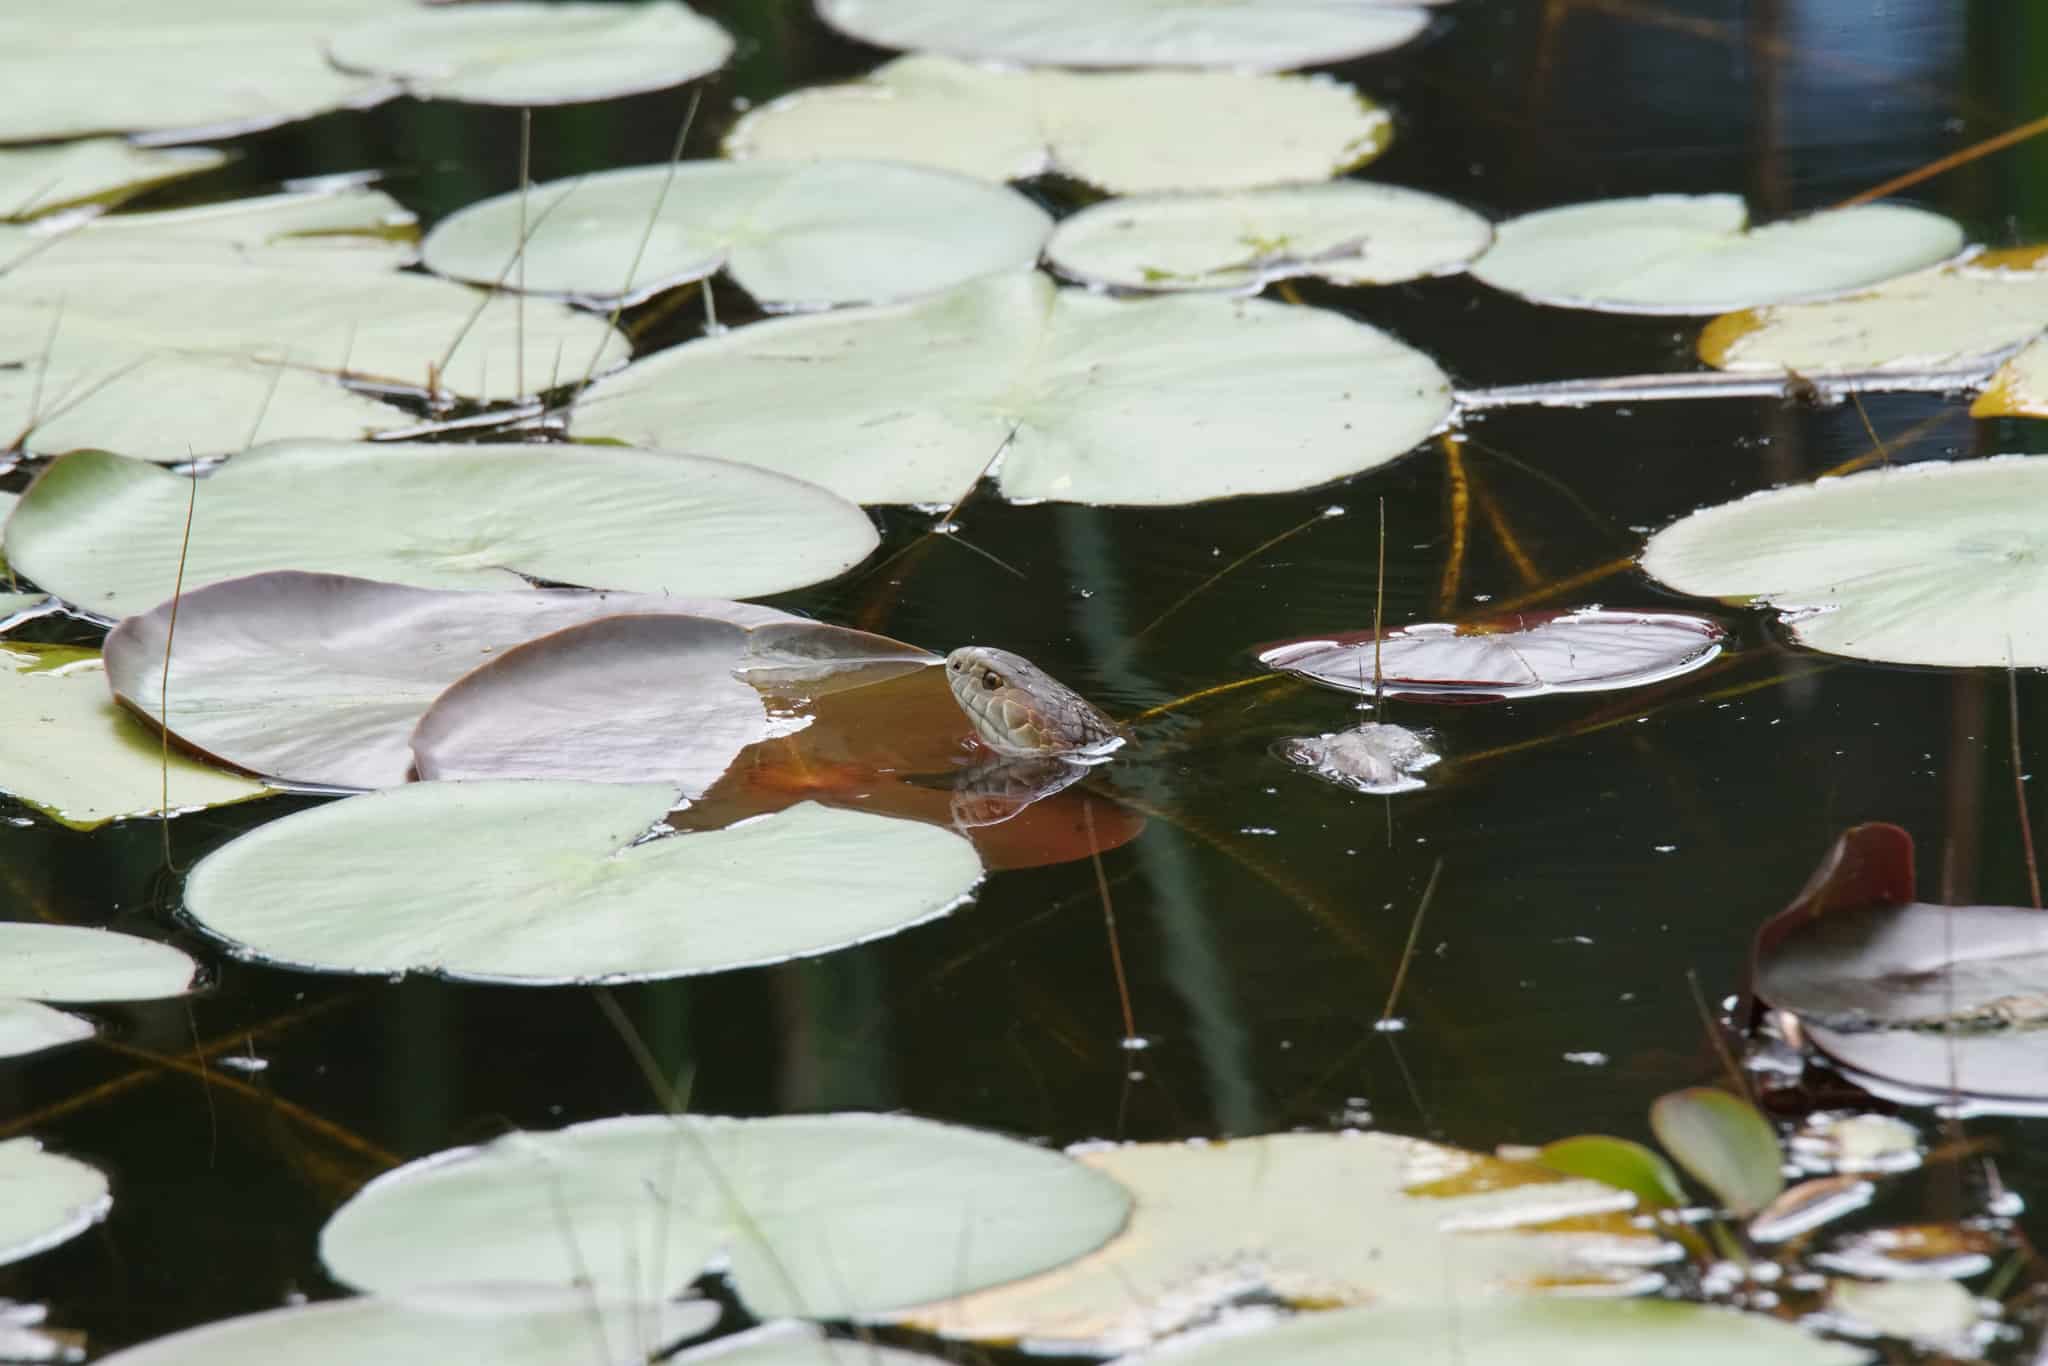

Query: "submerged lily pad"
<box><xmin>0</xmin><ymin>1139</ymin><xmax>109</xmax><ymax>1269</ymax></box>
<box><xmin>1259</xmin><ymin>610</ymin><xmax>1724</xmax><ymax>701</ymax></box>
<box><xmin>1472</xmin><ymin>196</ymin><xmax>1963</xmax><ymax>314</ymax></box>
<box><xmin>183</xmin><ymin>784</ymin><xmax>982</xmax><ymax>983</ymax></box>
<box><xmin>1048</xmin><ymin>183</ymin><xmax>1490</xmax><ymax>294</ymax></box>
<box><xmin>0</xmin><ymin>645</ymin><xmax>268</xmax><ymax>829</ymax></box>
<box><xmin>0</xmin><ymin>140</ymin><xmax>225</xmax><ymax>220</ymax></box>
<box><xmin>1699</xmin><ymin>245</ymin><xmax>2048</xmax><ymax>373</ymax></box>
<box><xmin>814</xmin><ymin>0</ymin><xmax>1432</xmax><ymax>69</ymax></box>
<box><xmin>725</xmin><ymin>56</ymin><xmax>1390</xmax><ymax>196</ymax></box>
<box><xmin>329</xmin><ymin>1</ymin><xmax>732</xmax><ymax>106</ymax></box>
<box><xmin>895</xmin><ymin>1132</ymin><xmax>1661</xmax><ymax>1355</ymax></box>
<box><xmin>1639</xmin><ymin>456</ymin><xmax>2048</xmax><ymax>668</ymax></box>
<box><xmin>104</xmin><ymin>573</ymin><xmax>798</xmax><ymax>791</ymax></box>
<box><xmin>6</xmin><ymin>443</ymin><xmax>877</xmax><ymax>621</ymax></box>
<box><xmin>1108</xmin><ymin>1300</ymin><xmax>1868</xmax><ymax>1366</ymax></box>
<box><xmin>0</xmin><ymin>923</ymin><xmax>196</xmax><ymax>1060</ymax></box>
<box><xmin>422</xmin><ymin>160</ymin><xmax>1051</xmax><ymax>309</ymax></box>
<box><xmin>319</xmin><ymin>1112</ymin><xmax>1132</xmax><ymax>1316</ymax></box>
<box><xmin>95</xmin><ymin>1289</ymin><xmax>720</xmax><ymax>1366</ymax></box>
<box><xmin>575</xmin><ymin>271</ymin><xmax>1450</xmax><ymax>506</ymax></box>
<box><xmin>0</xmin><ymin>1</ymin><xmax>406</xmax><ymax>143</ymax></box>
<box><xmin>1276</xmin><ymin>723</ymin><xmax>1439</xmax><ymax>795</ymax></box>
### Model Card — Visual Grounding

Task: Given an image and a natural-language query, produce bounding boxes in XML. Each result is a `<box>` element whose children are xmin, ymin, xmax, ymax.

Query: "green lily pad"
<box><xmin>0</xmin><ymin>1138</ymin><xmax>110</xmax><ymax>1269</ymax></box>
<box><xmin>0</xmin><ymin>644</ymin><xmax>268</xmax><ymax>830</ymax></box>
<box><xmin>94</xmin><ymin>1289</ymin><xmax>720</xmax><ymax>1366</ymax></box>
<box><xmin>318</xmin><ymin>1112</ymin><xmax>1132</xmax><ymax>1316</ymax></box>
<box><xmin>1649</xmin><ymin>1089</ymin><xmax>1784</xmax><ymax>1219</ymax></box>
<box><xmin>725</xmin><ymin>56</ymin><xmax>1390</xmax><ymax>196</ymax></box>
<box><xmin>183</xmin><ymin>785</ymin><xmax>983</xmax><ymax>983</ymax></box>
<box><xmin>1048</xmin><ymin>182</ymin><xmax>1491</xmax><ymax>294</ymax></box>
<box><xmin>0</xmin><ymin>923</ymin><xmax>196</xmax><ymax>1059</ymax></box>
<box><xmin>1640</xmin><ymin>455</ymin><xmax>2048</xmax><ymax>668</ymax></box>
<box><xmin>0</xmin><ymin>187</ymin><xmax>419</xmax><ymax>273</ymax></box>
<box><xmin>6</xmin><ymin>442</ymin><xmax>878</xmax><ymax>621</ymax></box>
<box><xmin>575</xmin><ymin>272</ymin><xmax>1450</xmax><ymax>506</ymax></box>
<box><xmin>0</xmin><ymin>1</ymin><xmax>406</xmax><ymax>142</ymax></box>
<box><xmin>1472</xmin><ymin>195</ymin><xmax>1963</xmax><ymax>314</ymax></box>
<box><xmin>1106</xmin><ymin>1300</ymin><xmax>1869</xmax><ymax>1366</ymax></box>
<box><xmin>329</xmin><ymin>1</ymin><xmax>733</xmax><ymax>107</ymax></box>
<box><xmin>423</xmin><ymin>159</ymin><xmax>1051</xmax><ymax>309</ymax></box>
<box><xmin>105</xmin><ymin>572</ymin><xmax>799</xmax><ymax>790</ymax></box>
<box><xmin>895</xmin><ymin>1132</ymin><xmax>1664</xmax><ymax>1355</ymax></box>
<box><xmin>813</xmin><ymin>0</ymin><xmax>1432</xmax><ymax>69</ymax></box>
<box><xmin>1535</xmin><ymin>1136</ymin><xmax>1686</xmax><ymax>1210</ymax></box>
<box><xmin>0</xmin><ymin>139</ymin><xmax>225</xmax><ymax>220</ymax></box>
<box><xmin>1700</xmin><ymin>245</ymin><xmax>2048</xmax><ymax>373</ymax></box>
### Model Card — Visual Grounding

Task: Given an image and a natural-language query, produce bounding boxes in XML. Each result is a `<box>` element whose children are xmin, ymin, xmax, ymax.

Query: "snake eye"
<box><xmin>980</xmin><ymin>670</ymin><xmax>1002</xmax><ymax>691</ymax></box>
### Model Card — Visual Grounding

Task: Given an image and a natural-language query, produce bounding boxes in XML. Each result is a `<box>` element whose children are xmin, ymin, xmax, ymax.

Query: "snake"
<box><xmin>944</xmin><ymin>646</ymin><xmax>1127</xmax><ymax>758</ymax></box>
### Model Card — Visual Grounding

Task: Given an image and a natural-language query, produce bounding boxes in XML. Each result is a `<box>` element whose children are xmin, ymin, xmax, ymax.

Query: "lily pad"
<box><xmin>0</xmin><ymin>1138</ymin><xmax>109</xmax><ymax>1269</ymax></box>
<box><xmin>1107</xmin><ymin>1300</ymin><xmax>1868</xmax><ymax>1366</ymax></box>
<box><xmin>328</xmin><ymin>1</ymin><xmax>733</xmax><ymax>107</ymax></box>
<box><xmin>1535</xmin><ymin>1136</ymin><xmax>1686</xmax><ymax>1210</ymax></box>
<box><xmin>1648</xmin><ymin>1089</ymin><xmax>1784</xmax><ymax>1218</ymax></box>
<box><xmin>1047</xmin><ymin>183</ymin><xmax>1491</xmax><ymax>294</ymax></box>
<box><xmin>0</xmin><ymin>492</ymin><xmax>39</xmax><ymax>620</ymax></box>
<box><xmin>318</xmin><ymin>1112</ymin><xmax>1132</xmax><ymax>1316</ymax></box>
<box><xmin>182</xmin><ymin>784</ymin><xmax>983</xmax><ymax>983</ymax></box>
<box><xmin>574</xmin><ymin>271</ymin><xmax>1451</xmax><ymax>506</ymax></box>
<box><xmin>1699</xmin><ymin>245</ymin><xmax>2048</xmax><ymax>373</ymax></box>
<box><xmin>412</xmin><ymin>613</ymin><xmax>937</xmax><ymax>789</ymax></box>
<box><xmin>1257</xmin><ymin>610</ymin><xmax>1724</xmax><ymax>701</ymax></box>
<box><xmin>1471</xmin><ymin>196</ymin><xmax>1963</xmax><ymax>315</ymax></box>
<box><xmin>422</xmin><ymin>160</ymin><xmax>1051</xmax><ymax>309</ymax></box>
<box><xmin>1275</xmin><ymin>723</ymin><xmax>1439</xmax><ymax>795</ymax></box>
<box><xmin>1639</xmin><ymin>456</ymin><xmax>2048</xmax><ymax>668</ymax></box>
<box><xmin>894</xmin><ymin>1131</ymin><xmax>1663</xmax><ymax>1355</ymax></box>
<box><xmin>104</xmin><ymin>572</ymin><xmax>799</xmax><ymax>791</ymax></box>
<box><xmin>1970</xmin><ymin>335</ymin><xmax>2048</xmax><ymax>418</ymax></box>
<box><xmin>0</xmin><ymin>1</ymin><xmax>406</xmax><ymax>143</ymax></box>
<box><xmin>813</xmin><ymin>0</ymin><xmax>1433</xmax><ymax>69</ymax></box>
<box><xmin>94</xmin><ymin>1288</ymin><xmax>720</xmax><ymax>1366</ymax></box>
<box><xmin>0</xmin><ymin>644</ymin><xmax>268</xmax><ymax>830</ymax></box>
<box><xmin>0</xmin><ymin>923</ymin><xmax>196</xmax><ymax>1059</ymax></box>
<box><xmin>724</xmin><ymin>56</ymin><xmax>1391</xmax><ymax>196</ymax></box>
<box><xmin>0</xmin><ymin>186</ymin><xmax>417</xmax><ymax>273</ymax></box>
<box><xmin>6</xmin><ymin>442</ymin><xmax>878</xmax><ymax>621</ymax></box>
<box><xmin>0</xmin><ymin>140</ymin><xmax>225</xmax><ymax>220</ymax></box>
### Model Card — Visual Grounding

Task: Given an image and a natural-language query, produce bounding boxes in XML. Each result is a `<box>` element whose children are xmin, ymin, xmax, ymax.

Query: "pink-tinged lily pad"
<box><xmin>1753</xmin><ymin>824</ymin><xmax>2048</xmax><ymax>1106</ymax></box>
<box><xmin>1256</xmin><ymin>608</ymin><xmax>1724</xmax><ymax>702</ymax></box>
<box><xmin>411</xmin><ymin>613</ymin><xmax>938</xmax><ymax>791</ymax></box>
<box><xmin>104</xmin><ymin>572</ymin><xmax>797</xmax><ymax>792</ymax></box>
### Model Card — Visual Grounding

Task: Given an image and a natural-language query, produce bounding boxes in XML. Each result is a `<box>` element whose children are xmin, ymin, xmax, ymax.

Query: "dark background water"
<box><xmin>5</xmin><ymin>0</ymin><xmax>2048</xmax><ymax>1355</ymax></box>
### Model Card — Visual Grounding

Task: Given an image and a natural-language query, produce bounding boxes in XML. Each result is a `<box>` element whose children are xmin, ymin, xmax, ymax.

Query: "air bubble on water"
<box><xmin>1374</xmin><ymin>1018</ymin><xmax>1407</xmax><ymax>1034</ymax></box>
<box><xmin>1120</xmin><ymin>1035</ymin><xmax>1151</xmax><ymax>1052</ymax></box>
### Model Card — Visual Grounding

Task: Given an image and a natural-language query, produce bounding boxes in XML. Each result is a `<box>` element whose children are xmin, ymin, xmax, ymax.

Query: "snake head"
<box><xmin>944</xmin><ymin>646</ymin><xmax>1125</xmax><ymax>758</ymax></box>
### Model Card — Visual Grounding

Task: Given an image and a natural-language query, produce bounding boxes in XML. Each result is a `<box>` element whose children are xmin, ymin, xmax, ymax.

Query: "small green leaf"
<box><xmin>1650</xmin><ymin>1088</ymin><xmax>1785</xmax><ymax>1217</ymax></box>
<box><xmin>1535</xmin><ymin>1135</ymin><xmax>1686</xmax><ymax>1210</ymax></box>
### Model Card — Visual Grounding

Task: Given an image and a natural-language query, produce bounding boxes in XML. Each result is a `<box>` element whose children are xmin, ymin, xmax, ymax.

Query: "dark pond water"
<box><xmin>6</xmin><ymin>0</ymin><xmax>2048</xmax><ymax>1356</ymax></box>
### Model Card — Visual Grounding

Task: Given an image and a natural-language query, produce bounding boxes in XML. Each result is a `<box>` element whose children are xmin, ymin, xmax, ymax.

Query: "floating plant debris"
<box><xmin>1276</xmin><ymin>722</ymin><xmax>1439</xmax><ymax>795</ymax></box>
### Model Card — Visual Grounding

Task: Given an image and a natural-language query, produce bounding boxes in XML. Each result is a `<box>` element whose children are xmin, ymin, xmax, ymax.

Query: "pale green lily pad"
<box><xmin>104</xmin><ymin>572</ymin><xmax>798</xmax><ymax>790</ymax></box>
<box><xmin>1826</xmin><ymin>1279</ymin><xmax>1980</xmax><ymax>1353</ymax></box>
<box><xmin>896</xmin><ymin>1132</ymin><xmax>1665</xmax><ymax>1355</ymax></box>
<box><xmin>0</xmin><ymin>923</ymin><xmax>196</xmax><ymax>1060</ymax></box>
<box><xmin>0</xmin><ymin>645</ymin><xmax>268</xmax><ymax>830</ymax></box>
<box><xmin>94</xmin><ymin>1288</ymin><xmax>720</xmax><ymax>1366</ymax></box>
<box><xmin>183</xmin><ymin>785</ymin><xmax>983</xmax><ymax>983</ymax></box>
<box><xmin>1639</xmin><ymin>455</ymin><xmax>2048</xmax><ymax>668</ymax></box>
<box><xmin>1048</xmin><ymin>182</ymin><xmax>1491</xmax><ymax>294</ymax></box>
<box><xmin>1648</xmin><ymin>1089</ymin><xmax>1784</xmax><ymax>1219</ymax></box>
<box><xmin>575</xmin><ymin>272</ymin><xmax>1450</xmax><ymax>506</ymax></box>
<box><xmin>321</xmin><ymin>1112</ymin><xmax>1131</xmax><ymax>1317</ymax></box>
<box><xmin>424</xmin><ymin>159</ymin><xmax>1050</xmax><ymax>309</ymax></box>
<box><xmin>0</xmin><ymin>1</ymin><xmax>406</xmax><ymax>142</ymax></box>
<box><xmin>814</xmin><ymin>0</ymin><xmax>1433</xmax><ymax>69</ymax></box>
<box><xmin>1109</xmin><ymin>1300</ymin><xmax>1869</xmax><ymax>1366</ymax></box>
<box><xmin>725</xmin><ymin>56</ymin><xmax>1390</xmax><ymax>196</ymax></box>
<box><xmin>674</xmin><ymin>1323</ymin><xmax>941</xmax><ymax>1365</ymax></box>
<box><xmin>330</xmin><ymin>1</ymin><xmax>733</xmax><ymax>107</ymax></box>
<box><xmin>0</xmin><ymin>1138</ymin><xmax>110</xmax><ymax>1269</ymax></box>
<box><xmin>0</xmin><ymin>140</ymin><xmax>225</xmax><ymax>221</ymax></box>
<box><xmin>1701</xmin><ymin>245</ymin><xmax>2048</xmax><ymax>373</ymax></box>
<box><xmin>0</xmin><ymin>187</ymin><xmax>419</xmax><ymax>273</ymax></box>
<box><xmin>6</xmin><ymin>442</ymin><xmax>878</xmax><ymax>621</ymax></box>
<box><xmin>1472</xmin><ymin>195</ymin><xmax>1964</xmax><ymax>315</ymax></box>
